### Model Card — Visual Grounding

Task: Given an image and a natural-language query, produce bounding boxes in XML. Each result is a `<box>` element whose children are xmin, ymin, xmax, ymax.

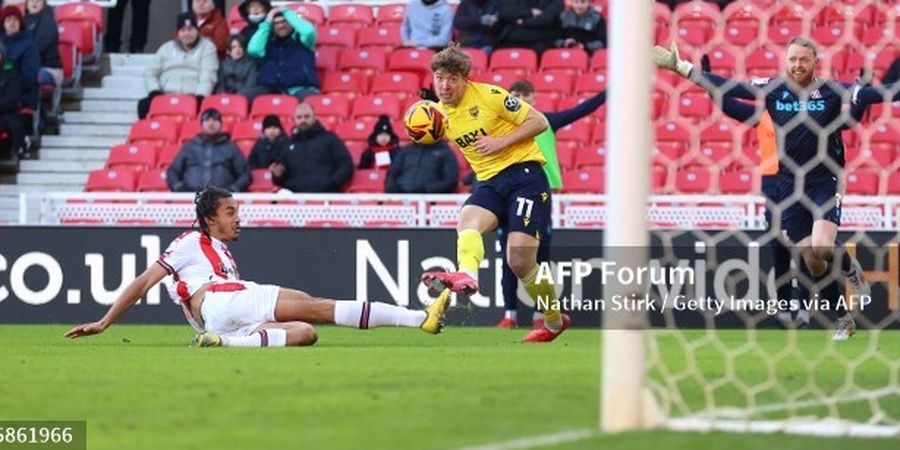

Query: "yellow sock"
<box><xmin>456</xmin><ymin>229</ymin><xmax>484</xmax><ymax>279</ymax></box>
<box><xmin>521</xmin><ymin>264</ymin><xmax>561</xmax><ymax>330</ymax></box>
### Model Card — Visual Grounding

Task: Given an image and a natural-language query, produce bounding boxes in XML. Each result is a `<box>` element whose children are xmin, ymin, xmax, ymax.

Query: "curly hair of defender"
<box><xmin>194</xmin><ymin>186</ymin><xmax>233</xmax><ymax>234</ymax></box>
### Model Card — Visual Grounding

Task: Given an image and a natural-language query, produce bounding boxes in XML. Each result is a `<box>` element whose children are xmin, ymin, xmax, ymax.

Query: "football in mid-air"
<box><xmin>403</xmin><ymin>100</ymin><xmax>445</xmax><ymax>145</ymax></box>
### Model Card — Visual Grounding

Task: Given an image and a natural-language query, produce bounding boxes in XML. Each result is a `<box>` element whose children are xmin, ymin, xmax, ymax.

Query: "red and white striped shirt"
<box><xmin>156</xmin><ymin>231</ymin><xmax>240</xmax><ymax>331</ymax></box>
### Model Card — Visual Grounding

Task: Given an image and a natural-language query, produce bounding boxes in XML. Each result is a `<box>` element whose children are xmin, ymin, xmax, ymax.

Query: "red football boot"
<box><xmin>420</xmin><ymin>271</ymin><xmax>479</xmax><ymax>295</ymax></box>
<box><xmin>522</xmin><ymin>314</ymin><xmax>570</xmax><ymax>343</ymax></box>
<box><xmin>495</xmin><ymin>317</ymin><xmax>518</xmax><ymax>329</ymax></box>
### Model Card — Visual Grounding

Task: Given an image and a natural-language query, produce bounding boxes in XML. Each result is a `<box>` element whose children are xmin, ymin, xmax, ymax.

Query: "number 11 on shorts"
<box><xmin>516</xmin><ymin>197</ymin><xmax>534</xmax><ymax>218</ymax></box>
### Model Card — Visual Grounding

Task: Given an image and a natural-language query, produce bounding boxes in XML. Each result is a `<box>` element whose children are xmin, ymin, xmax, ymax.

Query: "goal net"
<box><xmin>601</xmin><ymin>0</ymin><xmax>900</xmax><ymax>438</ymax></box>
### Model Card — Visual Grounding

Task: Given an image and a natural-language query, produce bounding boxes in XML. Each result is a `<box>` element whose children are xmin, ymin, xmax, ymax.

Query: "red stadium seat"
<box><xmin>555</xmin><ymin>146</ymin><xmax>575</xmax><ymax>170</ymax></box>
<box><xmin>888</xmin><ymin>172</ymin><xmax>900</xmax><ymax>195</ymax></box>
<box><xmin>388</xmin><ymin>48</ymin><xmax>435</xmax><ymax>79</ymax></box>
<box><xmin>707</xmin><ymin>46</ymin><xmax>740</xmax><ymax>77</ymax></box>
<box><xmin>528</xmin><ymin>72</ymin><xmax>574</xmax><ymax>98</ymax></box>
<box><xmin>376</xmin><ymin>3</ymin><xmax>407</xmax><ymax>24</ymax></box>
<box><xmin>811</xmin><ymin>23</ymin><xmax>850</xmax><ymax>49</ymax></box>
<box><xmin>652</xmin><ymin>164</ymin><xmax>670</xmax><ymax>193</ymax></box>
<box><xmin>590</xmin><ymin>49</ymin><xmax>608</xmax><ymax>72</ymax></box>
<box><xmin>685</xmin><ymin>142</ymin><xmax>735</xmax><ymax>169</ymax></box>
<box><xmin>357</xmin><ymin>24</ymin><xmax>402</xmax><ymax>51</ymax></box>
<box><xmin>157</xmin><ymin>144</ymin><xmax>182</xmax><ymax>169</ymax></box>
<box><xmin>227</xmin><ymin>4</ymin><xmax>246</xmax><ymax>35</ymax></box>
<box><xmin>677</xmin><ymin>92</ymin><xmax>713</xmax><ymax>123</ymax></box>
<box><xmin>284</xmin><ymin>2</ymin><xmax>325</xmax><ymax>26</ymax></box>
<box><xmin>317</xmin><ymin>24</ymin><xmax>357</xmax><ymax>49</ymax></box>
<box><xmin>231</xmin><ymin>120</ymin><xmax>263</xmax><ymax>151</ymax></box>
<box><xmin>675</xmin><ymin>22</ymin><xmax>714</xmax><ymax>49</ymax></box>
<box><xmin>58</xmin><ymin>40</ymin><xmax>80</xmax><ymax>89</ymax></box>
<box><xmin>321</xmin><ymin>71</ymin><xmax>369</xmax><ymax>98</ymax></box>
<box><xmin>490</xmin><ymin>48</ymin><xmax>538</xmax><ymax>76</ymax></box>
<box><xmin>723</xmin><ymin>22</ymin><xmax>760</xmax><ymax>46</ymax></box>
<box><xmin>464</xmin><ymin>48</ymin><xmax>489</xmax><ymax>74</ymax></box>
<box><xmin>200</xmin><ymin>94</ymin><xmax>248</xmax><ymax>125</ymax></box>
<box><xmin>328</xmin><ymin>4</ymin><xmax>374</xmax><ymax>28</ymax></box>
<box><xmin>345</xmin><ymin>169</ymin><xmax>386</xmax><ymax>193</ymax></box>
<box><xmin>338</xmin><ymin>48</ymin><xmax>387</xmax><ymax>76</ymax></box>
<box><xmin>540</xmin><ymin>48</ymin><xmax>589</xmax><ymax>75</ymax></box>
<box><xmin>57</xmin><ymin>2</ymin><xmax>104</xmax><ymax>31</ymax></box>
<box><xmin>674</xmin><ymin>167</ymin><xmax>713</xmax><ymax>193</ymax></box>
<box><xmin>336</xmin><ymin>119</ymin><xmax>378</xmax><ymax>143</ymax></box>
<box><xmin>473</xmin><ymin>69</ymin><xmax>523</xmax><ymax>89</ymax></box>
<box><xmin>136</xmin><ymin>169</ymin><xmax>169</xmax><ymax>192</ymax></box>
<box><xmin>57</xmin><ymin>20</ymin><xmax>98</xmax><ymax>66</ymax></box>
<box><xmin>85</xmin><ymin>169</ymin><xmax>137</xmax><ymax>192</ymax></box>
<box><xmin>556</xmin><ymin>120</ymin><xmax>594</xmax><ymax>148</ymax></box>
<box><xmin>315</xmin><ymin>46</ymin><xmax>340</xmax><ymax>74</ymax></box>
<box><xmin>655</xmin><ymin>119</ymin><xmax>691</xmax><ymax>153</ymax></box>
<box><xmin>562</xmin><ymin>167</ymin><xmax>605</xmax><ymax>193</ymax></box>
<box><xmin>745</xmin><ymin>47</ymin><xmax>783</xmax><ymax>78</ymax></box>
<box><xmin>371</xmin><ymin>72</ymin><xmax>421</xmax><ymax>100</ymax></box>
<box><xmin>147</xmin><ymin>94</ymin><xmax>197</xmax><ymax>123</ymax></box>
<box><xmin>128</xmin><ymin>119</ymin><xmax>178</xmax><ymax>148</ymax></box>
<box><xmin>305</xmin><ymin>95</ymin><xmax>351</xmax><ymax>122</ymax></box>
<box><xmin>250</xmin><ymin>95</ymin><xmax>299</xmax><ymax>121</ymax></box>
<box><xmin>673</xmin><ymin>1</ymin><xmax>718</xmax><ymax>48</ymax></box>
<box><xmin>574</xmin><ymin>145</ymin><xmax>607</xmax><ymax>168</ymax></box>
<box><xmin>106</xmin><ymin>144</ymin><xmax>157</xmax><ymax>171</ymax></box>
<box><xmin>718</xmin><ymin>169</ymin><xmax>756</xmax><ymax>194</ymax></box>
<box><xmin>574</xmin><ymin>72</ymin><xmax>608</xmax><ymax>96</ymax></box>
<box><xmin>844</xmin><ymin>170</ymin><xmax>880</xmax><ymax>195</ymax></box>
<box><xmin>248</xmin><ymin>169</ymin><xmax>278</xmax><ymax>193</ymax></box>
<box><xmin>352</xmin><ymin>95</ymin><xmax>402</xmax><ymax>120</ymax></box>
<box><xmin>723</xmin><ymin>1</ymin><xmax>765</xmax><ymax>29</ymax></box>
<box><xmin>178</xmin><ymin>120</ymin><xmax>202</xmax><ymax>144</ymax></box>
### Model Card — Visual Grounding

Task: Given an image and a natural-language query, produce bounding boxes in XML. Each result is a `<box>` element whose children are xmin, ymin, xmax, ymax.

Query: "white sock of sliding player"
<box><xmin>221</xmin><ymin>329</ymin><xmax>287</xmax><ymax>347</ymax></box>
<box><xmin>333</xmin><ymin>301</ymin><xmax>427</xmax><ymax>329</ymax></box>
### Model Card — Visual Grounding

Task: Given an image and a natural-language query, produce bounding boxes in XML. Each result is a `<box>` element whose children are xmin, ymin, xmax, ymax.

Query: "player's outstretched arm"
<box><xmin>654</xmin><ymin>42</ymin><xmax>759</xmax><ymax>100</ymax></box>
<box><xmin>474</xmin><ymin>107</ymin><xmax>548</xmax><ymax>155</ymax></box>
<box><xmin>852</xmin><ymin>81</ymin><xmax>900</xmax><ymax>107</ymax></box>
<box><xmin>64</xmin><ymin>263</ymin><xmax>168</xmax><ymax>339</ymax></box>
<box><xmin>545</xmin><ymin>89</ymin><xmax>606</xmax><ymax>131</ymax></box>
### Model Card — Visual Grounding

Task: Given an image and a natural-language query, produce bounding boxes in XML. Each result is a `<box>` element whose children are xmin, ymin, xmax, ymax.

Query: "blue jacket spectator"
<box><xmin>385</xmin><ymin>141</ymin><xmax>458</xmax><ymax>193</ymax></box>
<box><xmin>247</xmin><ymin>7</ymin><xmax>319</xmax><ymax>100</ymax></box>
<box><xmin>401</xmin><ymin>0</ymin><xmax>454</xmax><ymax>50</ymax></box>
<box><xmin>453</xmin><ymin>0</ymin><xmax>500</xmax><ymax>52</ymax></box>
<box><xmin>0</xmin><ymin>6</ymin><xmax>40</xmax><ymax>110</ymax></box>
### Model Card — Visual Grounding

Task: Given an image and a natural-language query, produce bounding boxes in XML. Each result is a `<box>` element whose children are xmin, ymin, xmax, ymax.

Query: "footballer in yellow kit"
<box><xmin>421</xmin><ymin>44</ymin><xmax>569</xmax><ymax>343</ymax></box>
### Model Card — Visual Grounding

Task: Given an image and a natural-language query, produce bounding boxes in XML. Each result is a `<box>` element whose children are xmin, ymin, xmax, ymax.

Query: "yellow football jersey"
<box><xmin>440</xmin><ymin>82</ymin><xmax>545</xmax><ymax>181</ymax></box>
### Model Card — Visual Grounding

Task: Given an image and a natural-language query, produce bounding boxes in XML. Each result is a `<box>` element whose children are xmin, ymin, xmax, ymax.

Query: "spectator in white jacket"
<box><xmin>401</xmin><ymin>0</ymin><xmax>453</xmax><ymax>50</ymax></box>
<box><xmin>138</xmin><ymin>13</ymin><xmax>218</xmax><ymax>119</ymax></box>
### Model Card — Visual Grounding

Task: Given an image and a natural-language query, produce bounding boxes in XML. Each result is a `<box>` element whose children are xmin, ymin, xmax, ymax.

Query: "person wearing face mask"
<box><xmin>237</xmin><ymin>0</ymin><xmax>271</xmax><ymax>43</ymax></box>
<box><xmin>401</xmin><ymin>0</ymin><xmax>453</xmax><ymax>50</ymax></box>
<box><xmin>138</xmin><ymin>13</ymin><xmax>218</xmax><ymax>119</ymax></box>
<box><xmin>104</xmin><ymin>0</ymin><xmax>151</xmax><ymax>54</ymax></box>
<box><xmin>271</xmin><ymin>103</ymin><xmax>353</xmax><ymax>193</ymax></box>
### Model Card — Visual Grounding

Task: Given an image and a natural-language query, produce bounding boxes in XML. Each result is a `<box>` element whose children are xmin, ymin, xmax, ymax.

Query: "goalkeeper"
<box><xmin>655</xmin><ymin>37</ymin><xmax>897</xmax><ymax>339</ymax></box>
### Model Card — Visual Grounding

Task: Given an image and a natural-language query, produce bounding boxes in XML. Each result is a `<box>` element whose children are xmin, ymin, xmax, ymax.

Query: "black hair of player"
<box><xmin>194</xmin><ymin>186</ymin><xmax>233</xmax><ymax>234</ymax></box>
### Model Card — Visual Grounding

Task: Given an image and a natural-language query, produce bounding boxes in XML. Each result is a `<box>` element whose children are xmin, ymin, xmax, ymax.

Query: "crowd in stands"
<box><xmin>5</xmin><ymin>0</ymin><xmax>894</xmax><ymax>198</ymax></box>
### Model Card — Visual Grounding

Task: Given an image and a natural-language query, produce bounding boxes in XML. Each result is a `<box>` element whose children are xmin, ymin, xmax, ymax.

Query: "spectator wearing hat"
<box><xmin>139</xmin><ymin>13</ymin><xmax>218</xmax><ymax>119</ymax></box>
<box><xmin>385</xmin><ymin>138</ymin><xmax>458</xmax><ymax>194</ymax></box>
<box><xmin>247</xmin><ymin>6</ymin><xmax>319</xmax><ymax>101</ymax></box>
<box><xmin>192</xmin><ymin>0</ymin><xmax>229</xmax><ymax>59</ymax></box>
<box><xmin>0</xmin><ymin>5</ymin><xmax>39</xmax><ymax>110</ymax></box>
<box><xmin>247</xmin><ymin>114</ymin><xmax>287</xmax><ymax>170</ymax></box>
<box><xmin>358</xmin><ymin>115</ymin><xmax>400</xmax><ymax>169</ymax></box>
<box><xmin>237</xmin><ymin>0</ymin><xmax>271</xmax><ymax>43</ymax></box>
<box><xmin>104</xmin><ymin>0</ymin><xmax>152</xmax><ymax>54</ymax></box>
<box><xmin>0</xmin><ymin>41</ymin><xmax>23</xmax><ymax>169</ymax></box>
<box><xmin>271</xmin><ymin>103</ymin><xmax>353</xmax><ymax>192</ymax></box>
<box><xmin>166</xmin><ymin>108</ymin><xmax>250</xmax><ymax>193</ymax></box>
<box><xmin>214</xmin><ymin>35</ymin><xmax>257</xmax><ymax>97</ymax></box>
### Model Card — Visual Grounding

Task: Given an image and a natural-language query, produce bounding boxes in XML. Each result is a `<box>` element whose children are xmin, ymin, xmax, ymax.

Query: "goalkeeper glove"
<box><xmin>653</xmin><ymin>42</ymin><xmax>694</xmax><ymax>78</ymax></box>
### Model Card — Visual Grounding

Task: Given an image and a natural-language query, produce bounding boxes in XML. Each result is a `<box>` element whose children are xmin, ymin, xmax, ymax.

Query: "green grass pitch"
<box><xmin>1</xmin><ymin>325</ymin><xmax>897</xmax><ymax>450</ymax></box>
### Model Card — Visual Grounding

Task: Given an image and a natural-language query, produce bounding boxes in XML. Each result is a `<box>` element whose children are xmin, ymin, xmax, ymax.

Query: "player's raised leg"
<box><xmin>421</xmin><ymin>205</ymin><xmax>498</xmax><ymax>295</ymax></box>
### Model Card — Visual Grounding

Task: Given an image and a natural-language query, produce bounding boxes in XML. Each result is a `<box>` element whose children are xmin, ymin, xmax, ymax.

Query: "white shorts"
<box><xmin>200</xmin><ymin>281</ymin><xmax>281</xmax><ymax>337</ymax></box>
